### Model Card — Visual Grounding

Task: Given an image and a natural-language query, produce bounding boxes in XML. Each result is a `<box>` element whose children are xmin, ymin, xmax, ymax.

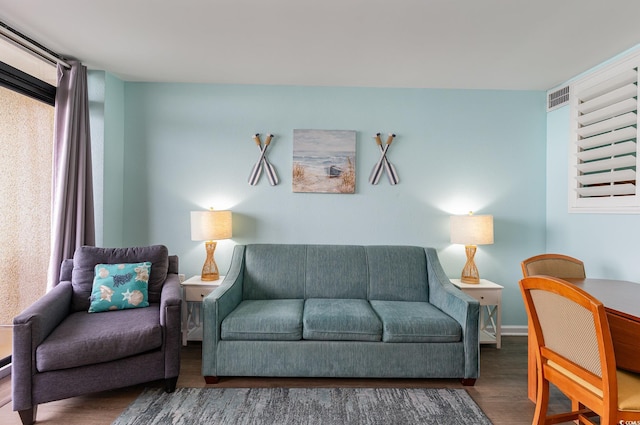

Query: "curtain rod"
<box><xmin>0</xmin><ymin>21</ymin><xmax>71</xmax><ymax>69</ymax></box>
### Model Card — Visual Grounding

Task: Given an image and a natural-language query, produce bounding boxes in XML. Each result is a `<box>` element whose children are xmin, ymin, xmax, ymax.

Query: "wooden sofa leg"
<box><xmin>205</xmin><ymin>376</ymin><xmax>220</xmax><ymax>384</ymax></box>
<box><xmin>461</xmin><ymin>378</ymin><xmax>476</xmax><ymax>386</ymax></box>
<box><xmin>165</xmin><ymin>377</ymin><xmax>178</xmax><ymax>393</ymax></box>
<box><xmin>18</xmin><ymin>406</ymin><xmax>37</xmax><ymax>425</ymax></box>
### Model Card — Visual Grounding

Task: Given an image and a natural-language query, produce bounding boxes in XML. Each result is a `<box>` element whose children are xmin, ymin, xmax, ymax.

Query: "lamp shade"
<box><xmin>450</xmin><ymin>214</ymin><xmax>494</xmax><ymax>246</ymax></box>
<box><xmin>190</xmin><ymin>210</ymin><xmax>232</xmax><ymax>241</ymax></box>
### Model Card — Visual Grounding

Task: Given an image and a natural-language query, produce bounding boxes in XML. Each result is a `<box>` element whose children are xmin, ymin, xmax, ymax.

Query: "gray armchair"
<box><xmin>12</xmin><ymin>245</ymin><xmax>181</xmax><ymax>425</ymax></box>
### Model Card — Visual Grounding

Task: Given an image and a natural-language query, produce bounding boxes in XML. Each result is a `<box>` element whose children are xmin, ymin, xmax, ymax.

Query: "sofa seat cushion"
<box><xmin>370</xmin><ymin>300</ymin><xmax>462</xmax><ymax>343</ymax></box>
<box><xmin>36</xmin><ymin>305</ymin><xmax>162</xmax><ymax>372</ymax></box>
<box><xmin>303</xmin><ymin>299</ymin><xmax>382</xmax><ymax>341</ymax></box>
<box><xmin>221</xmin><ymin>299</ymin><xmax>304</xmax><ymax>341</ymax></box>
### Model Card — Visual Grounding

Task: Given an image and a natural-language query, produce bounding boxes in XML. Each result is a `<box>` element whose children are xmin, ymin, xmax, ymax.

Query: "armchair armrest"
<box><xmin>12</xmin><ymin>281</ymin><xmax>73</xmax><ymax>411</ymax></box>
<box><xmin>425</xmin><ymin>248</ymin><xmax>480</xmax><ymax>380</ymax></box>
<box><xmin>159</xmin><ymin>273</ymin><xmax>181</xmax><ymax>326</ymax></box>
<box><xmin>13</xmin><ymin>281</ymin><xmax>73</xmax><ymax>351</ymax></box>
<box><xmin>202</xmin><ymin>245</ymin><xmax>245</xmax><ymax>378</ymax></box>
<box><xmin>160</xmin><ymin>273</ymin><xmax>182</xmax><ymax>379</ymax></box>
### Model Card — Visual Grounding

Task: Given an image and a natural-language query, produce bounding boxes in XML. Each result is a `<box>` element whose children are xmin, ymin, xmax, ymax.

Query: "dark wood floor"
<box><xmin>0</xmin><ymin>336</ymin><xmax>572</xmax><ymax>425</ymax></box>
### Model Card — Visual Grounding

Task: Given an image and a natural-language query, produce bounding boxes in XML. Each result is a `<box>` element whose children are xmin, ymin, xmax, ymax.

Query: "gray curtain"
<box><xmin>47</xmin><ymin>60</ymin><xmax>95</xmax><ymax>288</ymax></box>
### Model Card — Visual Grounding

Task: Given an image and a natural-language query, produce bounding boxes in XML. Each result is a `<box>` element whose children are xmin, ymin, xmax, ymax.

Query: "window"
<box><xmin>569</xmin><ymin>50</ymin><xmax>640</xmax><ymax>213</ymax></box>
<box><xmin>0</xmin><ymin>27</ymin><xmax>57</xmax><ymax>87</ymax></box>
<box><xmin>0</xmin><ymin>85</ymin><xmax>54</xmax><ymax>322</ymax></box>
<box><xmin>0</xmin><ymin>33</ymin><xmax>56</xmax><ymax>372</ymax></box>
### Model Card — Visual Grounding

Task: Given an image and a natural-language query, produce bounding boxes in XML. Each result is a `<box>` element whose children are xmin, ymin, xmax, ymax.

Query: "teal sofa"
<box><xmin>202</xmin><ymin>244</ymin><xmax>480</xmax><ymax>385</ymax></box>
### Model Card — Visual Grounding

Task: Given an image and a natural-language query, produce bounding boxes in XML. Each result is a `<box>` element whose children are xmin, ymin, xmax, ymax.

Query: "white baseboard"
<box><xmin>500</xmin><ymin>325</ymin><xmax>528</xmax><ymax>336</ymax></box>
<box><xmin>0</xmin><ymin>326</ymin><xmax>529</xmax><ymax>381</ymax></box>
<box><xmin>483</xmin><ymin>325</ymin><xmax>528</xmax><ymax>336</ymax></box>
<box><xmin>0</xmin><ymin>363</ymin><xmax>10</xmax><ymax>379</ymax></box>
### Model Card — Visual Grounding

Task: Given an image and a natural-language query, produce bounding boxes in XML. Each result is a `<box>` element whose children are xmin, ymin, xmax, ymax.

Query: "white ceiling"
<box><xmin>2</xmin><ymin>0</ymin><xmax>640</xmax><ymax>90</ymax></box>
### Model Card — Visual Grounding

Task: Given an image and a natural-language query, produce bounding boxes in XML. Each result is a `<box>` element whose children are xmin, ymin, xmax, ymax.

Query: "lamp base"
<box><xmin>201</xmin><ymin>241</ymin><xmax>220</xmax><ymax>281</ymax></box>
<box><xmin>460</xmin><ymin>244</ymin><xmax>480</xmax><ymax>284</ymax></box>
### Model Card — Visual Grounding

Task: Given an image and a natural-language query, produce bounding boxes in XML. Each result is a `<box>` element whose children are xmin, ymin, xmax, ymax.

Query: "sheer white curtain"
<box><xmin>47</xmin><ymin>60</ymin><xmax>95</xmax><ymax>288</ymax></box>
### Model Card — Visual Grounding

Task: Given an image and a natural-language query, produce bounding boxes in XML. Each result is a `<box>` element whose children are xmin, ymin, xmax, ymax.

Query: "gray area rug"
<box><xmin>112</xmin><ymin>387</ymin><xmax>492</xmax><ymax>425</ymax></box>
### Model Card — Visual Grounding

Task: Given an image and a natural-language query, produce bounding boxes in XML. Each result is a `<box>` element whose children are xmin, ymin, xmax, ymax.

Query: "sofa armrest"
<box><xmin>202</xmin><ymin>245</ymin><xmax>245</xmax><ymax>377</ymax></box>
<box><xmin>425</xmin><ymin>248</ymin><xmax>480</xmax><ymax>380</ymax></box>
<box><xmin>12</xmin><ymin>281</ymin><xmax>73</xmax><ymax>411</ymax></box>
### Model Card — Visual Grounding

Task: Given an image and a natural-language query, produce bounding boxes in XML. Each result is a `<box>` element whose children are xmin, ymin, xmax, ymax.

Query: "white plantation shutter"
<box><xmin>569</xmin><ymin>51</ymin><xmax>640</xmax><ymax>213</ymax></box>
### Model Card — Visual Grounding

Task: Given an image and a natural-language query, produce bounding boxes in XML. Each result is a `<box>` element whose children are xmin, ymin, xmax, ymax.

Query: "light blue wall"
<box><xmin>545</xmin><ymin>45</ymin><xmax>640</xmax><ymax>281</ymax></box>
<box><xmin>107</xmin><ymin>83</ymin><xmax>545</xmax><ymax>328</ymax></box>
<box><xmin>88</xmin><ymin>71</ymin><xmax>105</xmax><ymax>245</ymax></box>
<box><xmin>88</xmin><ymin>71</ymin><xmax>126</xmax><ymax>247</ymax></box>
<box><xmin>546</xmin><ymin>105</ymin><xmax>640</xmax><ymax>280</ymax></box>
<box><xmin>103</xmin><ymin>73</ymin><xmax>126</xmax><ymax>247</ymax></box>
<box><xmin>91</xmin><ymin>44</ymin><xmax>640</xmax><ymax>329</ymax></box>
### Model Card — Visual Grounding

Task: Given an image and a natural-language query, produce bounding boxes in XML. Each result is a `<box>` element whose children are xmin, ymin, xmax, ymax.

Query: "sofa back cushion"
<box><xmin>305</xmin><ymin>245</ymin><xmax>368</xmax><ymax>299</ymax></box>
<box><xmin>366</xmin><ymin>246</ymin><xmax>429</xmax><ymax>302</ymax></box>
<box><xmin>71</xmin><ymin>245</ymin><xmax>169</xmax><ymax>311</ymax></box>
<box><xmin>243</xmin><ymin>244</ymin><xmax>306</xmax><ymax>299</ymax></box>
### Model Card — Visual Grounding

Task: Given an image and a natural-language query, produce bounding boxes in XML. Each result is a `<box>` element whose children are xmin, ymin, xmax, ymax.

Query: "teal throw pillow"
<box><xmin>88</xmin><ymin>262</ymin><xmax>152</xmax><ymax>313</ymax></box>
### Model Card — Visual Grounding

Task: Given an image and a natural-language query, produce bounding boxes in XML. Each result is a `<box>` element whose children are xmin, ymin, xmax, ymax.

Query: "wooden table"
<box><xmin>527</xmin><ymin>278</ymin><xmax>640</xmax><ymax>401</ymax></box>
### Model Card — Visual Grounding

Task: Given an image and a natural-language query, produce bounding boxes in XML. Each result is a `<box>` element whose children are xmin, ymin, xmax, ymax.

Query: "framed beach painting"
<box><xmin>292</xmin><ymin>129</ymin><xmax>356</xmax><ymax>194</ymax></box>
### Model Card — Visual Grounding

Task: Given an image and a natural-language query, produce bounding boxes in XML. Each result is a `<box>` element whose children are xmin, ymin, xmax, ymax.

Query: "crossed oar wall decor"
<box><xmin>248</xmin><ymin>133</ymin><xmax>279</xmax><ymax>186</ymax></box>
<box><xmin>248</xmin><ymin>131</ymin><xmax>397</xmax><ymax>187</ymax></box>
<box><xmin>369</xmin><ymin>133</ymin><xmax>399</xmax><ymax>185</ymax></box>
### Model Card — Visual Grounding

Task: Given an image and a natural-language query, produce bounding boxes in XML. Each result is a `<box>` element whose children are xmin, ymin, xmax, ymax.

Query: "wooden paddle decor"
<box><xmin>369</xmin><ymin>133</ymin><xmax>398</xmax><ymax>185</ymax></box>
<box><xmin>248</xmin><ymin>133</ymin><xmax>279</xmax><ymax>186</ymax></box>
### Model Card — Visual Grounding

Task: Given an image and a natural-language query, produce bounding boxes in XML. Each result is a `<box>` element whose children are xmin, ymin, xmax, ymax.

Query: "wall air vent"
<box><xmin>547</xmin><ymin>85</ymin><xmax>570</xmax><ymax>111</ymax></box>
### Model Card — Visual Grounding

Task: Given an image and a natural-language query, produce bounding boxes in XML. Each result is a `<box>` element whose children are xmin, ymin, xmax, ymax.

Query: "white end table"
<box><xmin>450</xmin><ymin>278</ymin><xmax>503</xmax><ymax>348</ymax></box>
<box><xmin>181</xmin><ymin>275</ymin><xmax>224</xmax><ymax>346</ymax></box>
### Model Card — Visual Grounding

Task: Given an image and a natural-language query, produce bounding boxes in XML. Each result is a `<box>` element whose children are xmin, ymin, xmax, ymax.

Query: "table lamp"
<box><xmin>450</xmin><ymin>212</ymin><xmax>494</xmax><ymax>284</ymax></box>
<box><xmin>190</xmin><ymin>208</ymin><xmax>232</xmax><ymax>281</ymax></box>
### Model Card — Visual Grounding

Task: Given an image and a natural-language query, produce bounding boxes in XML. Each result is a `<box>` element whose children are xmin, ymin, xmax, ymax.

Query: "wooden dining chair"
<box><xmin>521</xmin><ymin>253</ymin><xmax>588</xmax><ymax>401</ymax></box>
<box><xmin>519</xmin><ymin>275</ymin><xmax>640</xmax><ymax>425</ymax></box>
<box><xmin>521</xmin><ymin>253</ymin><xmax>586</xmax><ymax>279</ymax></box>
